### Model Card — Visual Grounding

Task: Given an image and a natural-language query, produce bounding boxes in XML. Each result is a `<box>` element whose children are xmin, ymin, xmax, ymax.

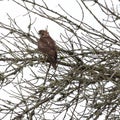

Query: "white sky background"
<box><xmin>0</xmin><ymin>0</ymin><xmax>119</xmax><ymax>39</ymax></box>
<box><xmin>0</xmin><ymin>0</ymin><xmax>120</xmax><ymax>119</ymax></box>
<box><xmin>0</xmin><ymin>0</ymin><xmax>108</xmax><ymax>36</ymax></box>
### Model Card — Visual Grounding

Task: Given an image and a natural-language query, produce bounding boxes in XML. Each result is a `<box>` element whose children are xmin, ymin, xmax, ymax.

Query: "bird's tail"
<box><xmin>51</xmin><ymin>62</ymin><xmax>57</xmax><ymax>70</ymax></box>
<box><xmin>48</xmin><ymin>56</ymin><xmax>57</xmax><ymax>70</ymax></box>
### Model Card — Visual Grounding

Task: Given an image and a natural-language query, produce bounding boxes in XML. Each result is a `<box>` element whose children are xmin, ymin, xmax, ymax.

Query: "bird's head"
<box><xmin>38</xmin><ymin>30</ymin><xmax>49</xmax><ymax>37</ymax></box>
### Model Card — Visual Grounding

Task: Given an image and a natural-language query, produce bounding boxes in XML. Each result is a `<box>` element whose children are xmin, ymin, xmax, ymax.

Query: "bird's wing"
<box><xmin>38</xmin><ymin>37</ymin><xmax>57</xmax><ymax>55</ymax></box>
<box><xmin>44</xmin><ymin>37</ymin><xmax>56</xmax><ymax>50</ymax></box>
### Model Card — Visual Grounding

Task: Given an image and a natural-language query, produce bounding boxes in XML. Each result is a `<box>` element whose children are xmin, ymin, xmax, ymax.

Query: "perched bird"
<box><xmin>38</xmin><ymin>30</ymin><xmax>57</xmax><ymax>70</ymax></box>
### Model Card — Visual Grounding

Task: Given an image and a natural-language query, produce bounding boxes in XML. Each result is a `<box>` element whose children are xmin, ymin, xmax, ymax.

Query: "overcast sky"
<box><xmin>0</xmin><ymin>0</ymin><xmax>119</xmax><ymax>37</ymax></box>
<box><xmin>0</xmin><ymin>0</ymin><xmax>107</xmax><ymax>35</ymax></box>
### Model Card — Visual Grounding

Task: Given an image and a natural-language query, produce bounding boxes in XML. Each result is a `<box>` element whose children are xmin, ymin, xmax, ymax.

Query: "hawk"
<box><xmin>38</xmin><ymin>30</ymin><xmax>57</xmax><ymax>70</ymax></box>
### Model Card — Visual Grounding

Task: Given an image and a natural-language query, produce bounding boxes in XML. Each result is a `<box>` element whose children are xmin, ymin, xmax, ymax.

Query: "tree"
<box><xmin>0</xmin><ymin>0</ymin><xmax>120</xmax><ymax>119</ymax></box>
